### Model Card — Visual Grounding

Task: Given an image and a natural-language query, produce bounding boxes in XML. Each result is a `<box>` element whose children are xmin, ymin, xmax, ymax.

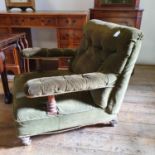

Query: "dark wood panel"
<box><xmin>90</xmin><ymin>8</ymin><xmax>143</xmax><ymax>28</ymax></box>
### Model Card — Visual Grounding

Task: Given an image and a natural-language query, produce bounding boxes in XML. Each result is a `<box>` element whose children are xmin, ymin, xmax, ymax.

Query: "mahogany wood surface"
<box><xmin>90</xmin><ymin>0</ymin><xmax>143</xmax><ymax>29</ymax></box>
<box><xmin>0</xmin><ymin>11</ymin><xmax>88</xmax><ymax>48</ymax></box>
<box><xmin>0</xmin><ymin>11</ymin><xmax>88</xmax><ymax>69</ymax></box>
<box><xmin>90</xmin><ymin>8</ymin><xmax>143</xmax><ymax>28</ymax></box>
<box><xmin>95</xmin><ymin>0</ymin><xmax>140</xmax><ymax>8</ymax></box>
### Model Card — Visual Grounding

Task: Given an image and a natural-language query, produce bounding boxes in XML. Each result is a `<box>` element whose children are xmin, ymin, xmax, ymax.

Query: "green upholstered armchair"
<box><xmin>13</xmin><ymin>19</ymin><xmax>143</xmax><ymax>145</ymax></box>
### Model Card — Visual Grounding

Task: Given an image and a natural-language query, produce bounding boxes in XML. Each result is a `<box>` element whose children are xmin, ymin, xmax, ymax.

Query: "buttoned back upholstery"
<box><xmin>71</xmin><ymin>20</ymin><xmax>143</xmax><ymax>114</ymax></box>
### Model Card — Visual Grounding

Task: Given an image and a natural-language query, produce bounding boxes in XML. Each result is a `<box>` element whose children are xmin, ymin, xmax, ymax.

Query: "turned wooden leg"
<box><xmin>20</xmin><ymin>136</ymin><xmax>31</xmax><ymax>146</ymax></box>
<box><xmin>47</xmin><ymin>95</ymin><xmax>58</xmax><ymax>115</ymax></box>
<box><xmin>109</xmin><ymin>119</ymin><xmax>118</xmax><ymax>127</ymax></box>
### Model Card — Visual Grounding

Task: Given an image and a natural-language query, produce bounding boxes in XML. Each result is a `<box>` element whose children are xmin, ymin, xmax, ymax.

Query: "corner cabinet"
<box><xmin>90</xmin><ymin>0</ymin><xmax>143</xmax><ymax>29</ymax></box>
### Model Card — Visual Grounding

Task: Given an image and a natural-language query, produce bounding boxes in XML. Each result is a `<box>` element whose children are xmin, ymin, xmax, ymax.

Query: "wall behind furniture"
<box><xmin>31</xmin><ymin>0</ymin><xmax>94</xmax><ymax>49</ymax></box>
<box><xmin>138</xmin><ymin>0</ymin><xmax>155</xmax><ymax>64</ymax></box>
<box><xmin>0</xmin><ymin>0</ymin><xmax>154</xmax><ymax>64</ymax></box>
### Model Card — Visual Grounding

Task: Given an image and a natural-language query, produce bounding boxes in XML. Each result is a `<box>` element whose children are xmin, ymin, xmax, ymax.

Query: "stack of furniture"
<box><xmin>90</xmin><ymin>0</ymin><xmax>143</xmax><ymax>28</ymax></box>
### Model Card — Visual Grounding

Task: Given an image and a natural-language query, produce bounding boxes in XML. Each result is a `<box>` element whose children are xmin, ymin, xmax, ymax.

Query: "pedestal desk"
<box><xmin>0</xmin><ymin>11</ymin><xmax>88</xmax><ymax>48</ymax></box>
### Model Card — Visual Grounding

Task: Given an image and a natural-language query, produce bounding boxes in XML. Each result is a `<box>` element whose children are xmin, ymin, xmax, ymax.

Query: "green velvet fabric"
<box><xmin>22</xmin><ymin>48</ymin><xmax>76</xmax><ymax>58</ymax></box>
<box><xmin>13</xmin><ymin>19</ymin><xmax>143</xmax><ymax>138</ymax></box>
<box><xmin>24</xmin><ymin>73</ymin><xmax>117</xmax><ymax>98</ymax></box>
<box><xmin>14</xmin><ymin>71</ymin><xmax>116</xmax><ymax>137</ymax></box>
<box><xmin>71</xmin><ymin>20</ymin><xmax>143</xmax><ymax>112</ymax></box>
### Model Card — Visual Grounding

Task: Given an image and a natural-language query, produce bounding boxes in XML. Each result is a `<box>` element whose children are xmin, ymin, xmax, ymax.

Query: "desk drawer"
<box><xmin>58</xmin><ymin>29</ymin><xmax>83</xmax><ymax>41</ymax></box>
<box><xmin>11</xmin><ymin>16</ymin><xmax>28</xmax><ymax>27</ymax></box>
<box><xmin>101</xmin><ymin>18</ymin><xmax>135</xmax><ymax>27</ymax></box>
<box><xmin>90</xmin><ymin>9</ymin><xmax>143</xmax><ymax>29</ymax></box>
<box><xmin>28</xmin><ymin>16</ymin><xmax>57</xmax><ymax>27</ymax></box>
<box><xmin>10</xmin><ymin>16</ymin><xmax>57</xmax><ymax>27</ymax></box>
<box><xmin>40</xmin><ymin>17</ymin><xmax>57</xmax><ymax>27</ymax></box>
<box><xmin>57</xmin><ymin>16</ymin><xmax>86</xmax><ymax>28</ymax></box>
<box><xmin>0</xmin><ymin>15</ymin><xmax>10</xmax><ymax>26</ymax></box>
<box><xmin>59</xmin><ymin>41</ymin><xmax>79</xmax><ymax>48</ymax></box>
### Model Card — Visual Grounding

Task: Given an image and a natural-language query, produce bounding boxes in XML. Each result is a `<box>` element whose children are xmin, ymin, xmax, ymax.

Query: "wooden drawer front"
<box><xmin>10</xmin><ymin>15</ymin><xmax>57</xmax><ymax>27</ymax></box>
<box><xmin>93</xmin><ymin>11</ymin><xmax>138</xmax><ymax>18</ymax></box>
<box><xmin>0</xmin><ymin>28</ymin><xmax>11</xmax><ymax>35</ymax></box>
<box><xmin>90</xmin><ymin>9</ymin><xmax>143</xmax><ymax>28</ymax></box>
<box><xmin>90</xmin><ymin>9</ymin><xmax>143</xmax><ymax>18</ymax></box>
<box><xmin>0</xmin><ymin>16</ymin><xmax>10</xmax><ymax>26</ymax></box>
<box><xmin>57</xmin><ymin>16</ymin><xmax>86</xmax><ymax>28</ymax></box>
<box><xmin>10</xmin><ymin>16</ymin><xmax>28</xmax><ymax>27</ymax></box>
<box><xmin>28</xmin><ymin>16</ymin><xmax>57</xmax><ymax>27</ymax></box>
<box><xmin>40</xmin><ymin>17</ymin><xmax>57</xmax><ymax>27</ymax></box>
<box><xmin>27</xmin><ymin>16</ymin><xmax>41</xmax><ymax>26</ymax></box>
<box><xmin>59</xmin><ymin>41</ymin><xmax>79</xmax><ymax>48</ymax></box>
<box><xmin>58</xmin><ymin>29</ymin><xmax>83</xmax><ymax>41</ymax></box>
<box><xmin>101</xmin><ymin>18</ymin><xmax>135</xmax><ymax>27</ymax></box>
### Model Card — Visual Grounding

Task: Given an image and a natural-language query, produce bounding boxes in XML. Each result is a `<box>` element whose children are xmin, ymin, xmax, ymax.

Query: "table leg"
<box><xmin>0</xmin><ymin>52</ymin><xmax>12</xmax><ymax>104</ymax></box>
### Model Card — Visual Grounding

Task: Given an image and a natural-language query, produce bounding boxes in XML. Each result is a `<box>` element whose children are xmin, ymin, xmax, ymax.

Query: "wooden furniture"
<box><xmin>0</xmin><ymin>33</ymin><xmax>28</xmax><ymax>74</ymax></box>
<box><xmin>0</xmin><ymin>11</ymin><xmax>87</xmax><ymax>48</ymax></box>
<box><xmin>0</xmin><ymin>52</ymin><xmax>12</xmax><ymax>104</ymax></box>
<box><xmin>0</xmin><ymin>33</ymin><xmax>28</xmax><ymax>104</ymax></box>
<box><xmin>5</xmin><ymin>0</ymin><xmax>35</xmax><ymax>11</ymax></box>
<box><xmin>94</xmin><ymin>0</ymin><xmax>140</xmax><ymax>8</ymax></box>
<box><xmin>0</xmin><ymin>11</ymin><xmax>88</xmax><ymax>69</ymax></box>
<box><xmin>90</xmin><ymin>0</ymin><xmax>143</xmax><ymax>28</ymax></box>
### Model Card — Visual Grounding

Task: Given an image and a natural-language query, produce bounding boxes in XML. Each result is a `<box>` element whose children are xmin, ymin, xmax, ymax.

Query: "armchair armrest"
<box><xmin>22</xmin><ymin>47</ymin><xmax>76</xmax><ymax>59</ymax></box>
<box><xmin>24</xmin><ymin>72</ymin><xmax>117</xmax><ymax>98</ymax></box>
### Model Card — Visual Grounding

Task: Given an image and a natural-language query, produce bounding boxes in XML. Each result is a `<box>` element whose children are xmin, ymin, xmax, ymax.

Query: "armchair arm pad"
<box><xmin>24</xmin><ymin>73</ymin><xmax>117</xmax><ymax>98</ymax></box>
<box><xmin>22</xmin><ymin>47</ymin><xmax>76</xmax><ymax>58</ymax></box>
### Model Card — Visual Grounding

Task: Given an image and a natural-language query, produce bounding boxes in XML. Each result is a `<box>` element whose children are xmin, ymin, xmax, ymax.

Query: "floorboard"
<box><xmin>0</xmin><ymin>65</ymin><xmax>155</xmax><ymax>155</ymax></box>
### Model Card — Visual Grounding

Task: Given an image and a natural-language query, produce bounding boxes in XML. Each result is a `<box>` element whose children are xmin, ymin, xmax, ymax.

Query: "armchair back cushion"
<box><xmin>71</xmin><ymin>20</ymin><xmax>143</xmax><ymax>114</ymax></box>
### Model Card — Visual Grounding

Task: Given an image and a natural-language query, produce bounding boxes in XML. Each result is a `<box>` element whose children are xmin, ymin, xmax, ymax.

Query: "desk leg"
<box><xmin>0</xmin><ymin>52</ymin><xmax>12</xmax><ymax>104</ymax></box>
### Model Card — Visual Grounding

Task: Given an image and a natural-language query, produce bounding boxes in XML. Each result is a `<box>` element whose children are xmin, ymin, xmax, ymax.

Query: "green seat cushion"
<box><xmin>13</xmin><ymin>71</ymin><xmax>116</xmax><ymax>136</ymax></box>
<box><xmin>14</xmin><ymin>91</ymin><xmax>95</xmax><ymax>123</ymax></box>
<box><xmin>14</xmin><ymin>70</ymin><xmax>71</xmax><ymax>122</ymax></box>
